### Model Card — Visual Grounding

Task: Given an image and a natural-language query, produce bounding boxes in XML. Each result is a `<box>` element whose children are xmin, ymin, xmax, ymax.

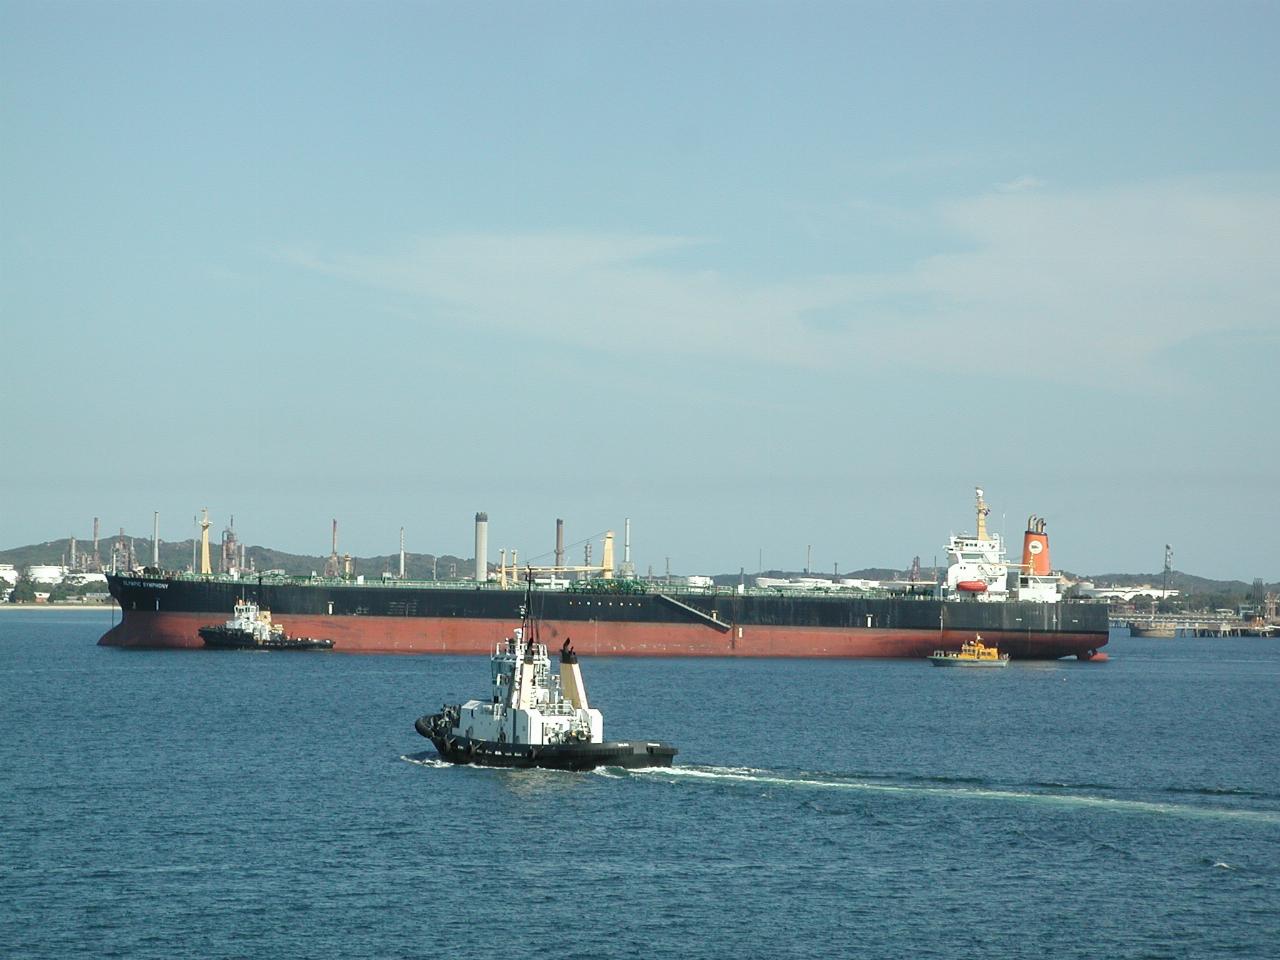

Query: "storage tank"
<box><xmin>27</xmin><ymin>565</ymin><xmax>66</xmax><ymax>585</ymax></box>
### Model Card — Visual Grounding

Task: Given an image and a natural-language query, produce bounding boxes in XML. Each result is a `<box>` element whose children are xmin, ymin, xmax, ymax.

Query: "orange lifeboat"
<box><xmin>956</xmin><ymin>580</ymin><xmax>988</xmax><ymax>593</ymax></box>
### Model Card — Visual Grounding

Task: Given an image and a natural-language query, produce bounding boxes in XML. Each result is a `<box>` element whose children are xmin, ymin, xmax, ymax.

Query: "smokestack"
<box><xmin>619</xmin><ymin>518</ymin><xmax>636</xmax><ymax>579</ymax></box>
<box><xmin>399</xmin><ymin>527</ymin><xmax>405</xmax><ymax>579</ymax></box>
<box><xmin>1020</xmin><ymin>516</ymin><xmax>1051</xmax><ymax>576</ymax></box>
<box><xmin>153</xmin><ymin>512</ymin><xmax>159</xmax><ymax>567</ymax></box>
<box><xmin>324</xmin><ymin>519</ymin><xmax>341</xmax><ymax>578</ymax></box>
<box><xmin>69</xmin><ymin>536</ymin><xmax>77</xmax><ymax>570</ymax></box>
<box><xmin>554</xmin><ymin>518</ymin><xmax>564</xmax><ymax>570</ymax></box>
<box><xmin>474</xmin><ymin>512</ymin><xmax>488</xmax><ymax>583</ymax></box>
<box><xmin>602</xmin><ymin>531</ymin><xmax>615</xmax><ymax>580</ymax></box>
<box><xmin>93</xmin><ymin>517</ymin><xmax>100</xmax><ymax>568</ymax></box>
<box><xmin>199</xmin><ymin>509</ymin><xmax>212</xmax><ymax>575</ymax></box>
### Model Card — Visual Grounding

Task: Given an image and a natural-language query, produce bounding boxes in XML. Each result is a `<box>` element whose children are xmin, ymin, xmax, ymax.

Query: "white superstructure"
<box><xmin>944</xmin><ymin>489</ymin><xmax>1064</xmax><ymax>603</ymax></box>
<box><xmin>943</xmin><ymin>488</ymin><xmax>1009</xmax><ymax>601</ymax></box>
<box><xmin>221</xmin><ymin>600</ymin><xmax>283</xmax><ymax>643</ymax></box>
<box><xmin>446</xmin><ymin>628</ymin><xmax>603</xmax><ymax>747</ymax></box>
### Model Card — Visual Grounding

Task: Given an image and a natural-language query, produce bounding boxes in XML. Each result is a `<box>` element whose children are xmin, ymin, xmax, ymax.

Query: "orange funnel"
<box><xmin>1021</xmin><ymin>516</ymin><xmax>1051</xmax><ymax>575</ymax></box>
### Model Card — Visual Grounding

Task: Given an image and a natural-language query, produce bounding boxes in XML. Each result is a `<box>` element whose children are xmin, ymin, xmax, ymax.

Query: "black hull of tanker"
<box><xmin>414</xmin><ymin>715</ymin><xmax>677</xmax><ymax>770</ymax></box>
<box><xmin>106</xmin><ymin>574</ymin><xmax>1109</xmax><ymax>660</ymax></box>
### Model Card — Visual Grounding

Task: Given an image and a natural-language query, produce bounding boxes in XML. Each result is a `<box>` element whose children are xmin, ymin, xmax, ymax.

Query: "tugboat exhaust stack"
<box><xmin>560</xmin><ymin>640</ymin><xmax>590</xmax><ymax>710</ymax></box>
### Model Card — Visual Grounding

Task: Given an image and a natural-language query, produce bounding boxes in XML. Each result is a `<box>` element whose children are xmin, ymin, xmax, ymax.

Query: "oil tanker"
<box><xmin>99</xmin><ymin>490</ymin><xmax>1109</xmax><ymax>660</ymax></box>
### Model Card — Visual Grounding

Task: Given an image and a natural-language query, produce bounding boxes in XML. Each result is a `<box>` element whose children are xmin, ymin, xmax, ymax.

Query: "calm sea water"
<box><xmin>2</xmin><ymin>611</ymin><xmax>1278</xmax><ymax>959</ymax></box>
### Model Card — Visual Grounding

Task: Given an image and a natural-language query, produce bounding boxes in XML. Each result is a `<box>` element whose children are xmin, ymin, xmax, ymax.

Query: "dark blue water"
<box><xmin>2</xmin><ymin>612</ymin><xmax>1278</xmax><ymax>959</ymax></box>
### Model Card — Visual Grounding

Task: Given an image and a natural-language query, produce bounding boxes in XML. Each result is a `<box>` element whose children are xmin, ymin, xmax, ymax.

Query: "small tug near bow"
<box><xmin>415</xmin><ymin>603</ymin><xmax>677</xmax><ymax>771</ymax></box>
<box><xmin>199</xmin><ymin>600</ymin><xmax>334</xmax><ymax>651</ymax></box>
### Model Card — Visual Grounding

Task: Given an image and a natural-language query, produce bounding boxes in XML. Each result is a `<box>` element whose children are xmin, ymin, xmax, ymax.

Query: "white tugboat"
<box><xmin>198</xmin><ymin>599</ymin><xmax>334</xmax><ymax>651</ymax></box>
<box><xmin>415</xmin><ymin>600</ymin><xmax>677</xmax><ymax>771</ymax></box>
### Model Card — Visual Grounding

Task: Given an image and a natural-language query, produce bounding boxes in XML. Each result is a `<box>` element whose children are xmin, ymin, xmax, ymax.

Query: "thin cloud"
<box><xmin>285</xmin><ymin>232</ymin><xmax>892</xmax><ymax>367</ymax></box>
<box><xmin>285</xmin><ymin>178</ymin><xmax>1279</xmax><ymax>387</ymax></box>
<box><xmin>996</xmin><ymin>175</ymin><xmax>1045</xmax><ymax>193</ymax></box>
<box><xmin>911</xmin><ymin>178</ymin><xmax>1280</xmax><ymax>381</ymax></box>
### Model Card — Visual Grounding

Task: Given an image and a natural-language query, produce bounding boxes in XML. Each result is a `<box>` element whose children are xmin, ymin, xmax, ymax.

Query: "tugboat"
<box><xmin>198</xmin><ymin>600</ymin><xmax>334</xmax><ymax>651</ymax></box>
<box><xmin>415</xmin><ymin>599</ymin><xmax>677</xmax><ymax>771</ymax></box>
<box><xmin>928</xmin><ymin>634</ymin><xmax>1010</xmax><ymax>667</ymax></box>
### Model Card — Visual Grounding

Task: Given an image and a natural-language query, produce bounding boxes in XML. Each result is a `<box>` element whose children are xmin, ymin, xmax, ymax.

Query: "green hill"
<box><xmin>0</xmin><ymin>537</ymin><xmax>473</xmax><ymax>580</ymax></box>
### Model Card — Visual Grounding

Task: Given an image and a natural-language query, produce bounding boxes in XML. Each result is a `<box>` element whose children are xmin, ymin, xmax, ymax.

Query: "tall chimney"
<box><xmin>93</xmin><ymin>517</ymin><xmax>100</xmax><ymax>568</ymax></box>
<box><xmin>199</xmin><ymin>509</ymin><xmax>212</xmax><ymax>575</ymax></box>
<box><xmin>554</xmin><ymin>518</ymin><xmax>564</xmax><ymax>570</ymax></box>
<box><xmin>69</xmin><ymin>536</ymin><xmax>77</xmax><ymax>570</ymax></box>
<box><xmin>474</xmin><ymin>512</ymin><xmax>488</xmax><ymax>583</ymax></box>
<box><xmin>621</xmin><ymin>517</ymin><xmax>635</xmax><ymax>579</ymax></box>
<box><xmin>399</xmin><ymin>527</ymin><xmax>405</xmax><ymax>579</ymax></box>
<box><xmin>153</xmin><ymin>512</ymin><xmax>160</xmax><ymax>567</ymax></box>
<box><xmin>324</xmin><ymin>519</ymin><xmax>341</xmax><ymax>578</ymax></box>
<box><xmin>602</xmin><ymin>531</ymin><xmax>615</xmax><ymax>580</ymax></box>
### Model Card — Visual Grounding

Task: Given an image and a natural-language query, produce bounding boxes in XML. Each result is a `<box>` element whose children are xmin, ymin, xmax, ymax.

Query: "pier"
<box><xmin>1111</xmin><ymin>614</ymin><xmax>1279</xmax><ymax>638</ymax></box>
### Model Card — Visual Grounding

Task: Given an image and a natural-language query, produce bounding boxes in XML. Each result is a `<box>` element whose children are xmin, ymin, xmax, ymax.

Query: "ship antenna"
<box><xmin>975</xmin><ymin>486</ymin><xmax>990</xmax><ymax>540</ymax></box>
<box><xmin>523</xmin><ymin>566</ymin><xmax>540</xmax><ymax>647</ymax></box>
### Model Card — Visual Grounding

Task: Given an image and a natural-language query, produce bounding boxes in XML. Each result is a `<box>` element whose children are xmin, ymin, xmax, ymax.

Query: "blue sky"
<box><xmin>3</xmin><ymin>1</ymin><xmax>1277</xmax><ymax>579</ymax></box>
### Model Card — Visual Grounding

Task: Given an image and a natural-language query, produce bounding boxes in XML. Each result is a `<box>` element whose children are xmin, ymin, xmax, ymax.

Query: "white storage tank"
<box><xmin>27</xmin><ymin>564</ymin><xmax>67</xmax><ymax>584</ymax></box>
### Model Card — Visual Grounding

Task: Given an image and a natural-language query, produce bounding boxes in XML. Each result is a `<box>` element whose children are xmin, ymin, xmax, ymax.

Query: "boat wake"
<box><xmin>627</xmin><ymin>764</ymin><xmax>1280</xmax><ymax>824</ymax></box>
<box><xmin>399</xmin><ymin>752</ymin><xmax>454</xmax><ymax>769</ymax></box>
<box><xmin>398</xmin><ymin>752</ymin><xmax>1278</xmax><ymax>824</ymax></box>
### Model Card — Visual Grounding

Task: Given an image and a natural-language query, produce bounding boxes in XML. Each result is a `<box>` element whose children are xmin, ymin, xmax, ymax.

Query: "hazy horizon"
<box><xmin>4</xmin><ymin>2</ymin><xmax>1277</xmax><ymax>582</ymax></box>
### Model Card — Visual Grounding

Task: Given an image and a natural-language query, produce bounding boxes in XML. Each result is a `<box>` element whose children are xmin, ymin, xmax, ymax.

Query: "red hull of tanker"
<box><xmin>99</xmin><ymin>610</ymin><xmax>1103</xmax><ymax>659</ymax></box>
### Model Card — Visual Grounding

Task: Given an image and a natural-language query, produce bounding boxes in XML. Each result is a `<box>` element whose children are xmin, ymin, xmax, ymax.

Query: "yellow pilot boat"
<box><xmin>928</xmin><ymin>634</ymin><xmax>1010</xmax><ymax>668</ymax></box>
